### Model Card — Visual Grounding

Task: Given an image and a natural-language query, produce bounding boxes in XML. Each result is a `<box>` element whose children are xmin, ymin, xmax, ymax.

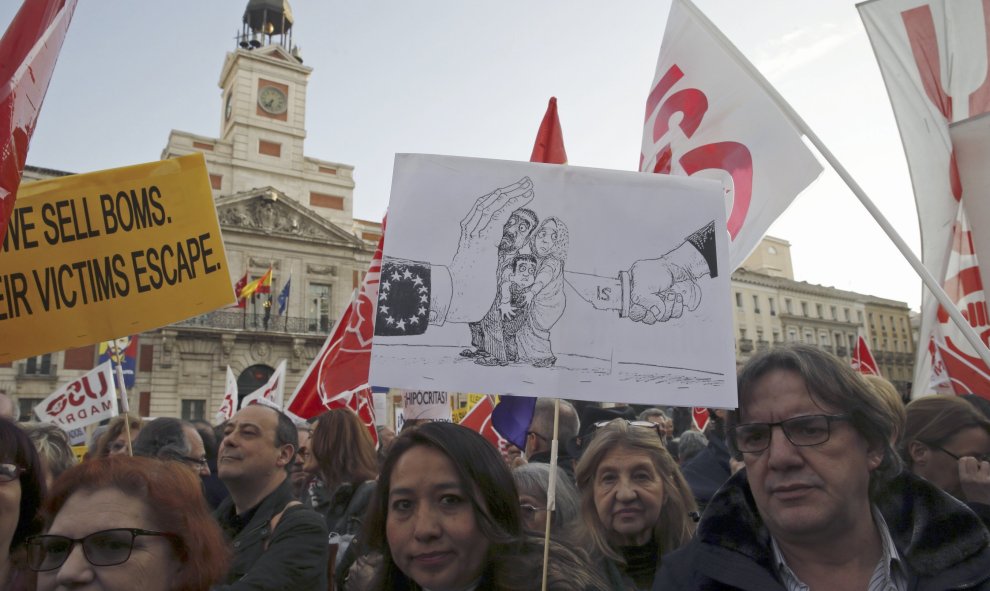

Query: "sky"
<box><xmin>1</xmin><ymin>0</ymin><xmax>924</xmax><ymax>311</ymax></box>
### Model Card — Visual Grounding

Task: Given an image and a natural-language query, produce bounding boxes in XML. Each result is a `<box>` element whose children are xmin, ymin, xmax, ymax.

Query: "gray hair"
<box><xmin>132</xmin><ymin>417</ymin><xmax>192</xmax><ymax>461</ymax></box>
<box><xmin>531</xmin><ymin>399</ymin><xmax>580</xmax><ymax>444</ymax></box>
<box><xmin>676</xmin><ymin>430</ymin><xmax>708</xmax><ymax>464</ymax></box>
<box><xmin>638</xmin><ymin>407</ymin><xmax>668</xmax><ymax>422</ymax></box>
<box><xmin>22</xmin><ymin>422</ymin><xmax>77</xmax><ymax>481</ymax></box>
<box><xmin>512</xmin><ymin>463</ymin><xmax>587</xmax><ymax>551</ymax></box>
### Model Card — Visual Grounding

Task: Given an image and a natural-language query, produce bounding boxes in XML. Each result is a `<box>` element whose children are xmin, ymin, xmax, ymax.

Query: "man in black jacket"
<box><xmin>657</xmin><ymin>344</ymin><xmax>990</xmax><ymax>590</ymax></box>
<box><xmin>214</xmin><ymin>404</ymin><xmax>329</xmax><ymax>590</ymax></box>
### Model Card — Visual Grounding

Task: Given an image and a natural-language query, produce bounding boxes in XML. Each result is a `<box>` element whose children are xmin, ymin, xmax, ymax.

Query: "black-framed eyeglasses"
<box><xmin>26</xmin><ymin>528</ymin><xmax>181</xmax><ymax>572</ymax></box>
<box><xmin>526</xmin><ymin>431</ymin><xmax>549</xmax><ymax>444</ymax></box>
<box><xmin>594</xmin><ymin>419</ymin><xmax>663</xmax><ymax>439</ymax></box>
<box><xmin>0</xmin><ymin>463</ymin><xmax>24</xmax><ymax>483</ymax></box>
<box><xmin>519</xmin><ymin>504</ymin><xmax>548</xmax><ymax>520</ymax></box>
<box><xmin>730</xmin><ymin>414</ymin><xmax>850</xmax><ymax>453</ymax></box>
<box><xmin>927</xmin><ymin>444</ymin><xmax>990</xmax><ymax>464</ymax></box>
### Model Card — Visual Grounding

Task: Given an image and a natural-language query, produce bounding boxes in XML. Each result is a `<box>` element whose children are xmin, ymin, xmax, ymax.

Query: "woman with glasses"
<box><xmin>575</xmin><ymin>419</ymin><xmax>696</xmax><ymax>590</ymax></box>
<box><xmin>512</xmin><ymin>462</ymin><xmax>591</xmax><ymax>555</ymax></box>
<box><xmin>900</xmin><ymin>394</ymin><xmax>990</xmax><ymax>523</ymax></box>
<box><xmin>0</xmin><ymin>417</ymin><xmax>45</xmax><ymax>591</ymax></box>
<box><xmin>30</xmin><ymin>456</ymin><xmax>229</xmax><ymax>591</ymax></box>
<box><xmin>363</xmin><ymin>421</ymin><xmax>608</xmax><ymax>590</ymax></box>
<box><xmin>132</xmin><ymin>417</ymin><xmax>211</xmax><ymax>478</ymax></box>
<box><xmin>27</xmin><ymin>456</ymin><xmax>229</xmax><ymax>591</ymax></box>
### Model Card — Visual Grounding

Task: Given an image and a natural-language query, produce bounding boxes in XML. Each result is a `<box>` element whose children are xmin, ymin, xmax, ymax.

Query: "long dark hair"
<box><xmin>364</xmin><ymin>422</ymin><xmax>522</xmax><ymax>590</ymax></box>
<box><xmin>0</xmin><ymin>417</ymin><xmax>45</xmax><ymax>551</ymax></box>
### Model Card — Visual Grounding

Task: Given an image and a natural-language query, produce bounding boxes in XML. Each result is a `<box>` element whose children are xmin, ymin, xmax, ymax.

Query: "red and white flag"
<box><xmin>214</xmin><ymin>366</ymin><xmax>238</xmax><ymax>425</ymax></box>
<box><xmin>641</xmin><ymin>0</ymin><xmax>822</xmax><ymax>271</ymax></box>
<box><xmin>241</xmin><ymin>360</ymin><xmax>286</xmax><ymax>409</ymax></box>
<box><xmin>0</xmin><ymin>0</ymin><xmax>77</xmax><ymax>246</ymax></box>
<box><xmin>232</xmin><ymin>272</ymin><xmax>248</xmax><ymax>308</ymax></box>
<box><xmin>286</xmin><ymin>225</ymin><xmax>384</xmax><ymax>447</ymax></box>
<box><xmin>691</xmin><ymin>408</ymin><xmax>710</xmax><ymax>432</ymax></box>
<box><xmin>860</xmin><ymin>0</ymin><xmax>990</xmax><ymax>397</ymax></box>
<box><xmin>458</xmin><ymin>395</ymin><xmax>503</xmax><ymax>448</ymax></box>
<box><xmin>851</xmin><ymin>335</ymin><xmax>881</xmax><ymax>377</ymax></box>
<box><xmin>34</xmin><ymin>360</ymin><xmax>118</xmax><ymax>429</ymax></box>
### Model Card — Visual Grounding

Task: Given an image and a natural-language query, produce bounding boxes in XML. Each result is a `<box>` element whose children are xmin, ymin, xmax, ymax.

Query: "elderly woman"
<box><xmin>132</xmin><ymin>417</ymin><xmax>210</xmax><ymax>477</ymax></box>
<box><xmin>575</xmin><ymin>419</ymin><xmax>697</xmax><ymax>590</ymax></box>
<box><xmin>29</xmin><ymin>456</ymin><xmax>229</xmax><ymax>591</ymax></box>
<box><xmin>0</xmin><ymin>418</ymin><xmax>45</xmax><ymax>591</ymax></box>
<box><xmin>21</xmin><ymin>422</ymin><xmax>77</xmax><ymax>489</ymax></box>
<box><xmin>512</xmin><ymin>462</ymin><xmax>589</xmax><ymax>553</ymax></box>
<box><xmin>900</xmin><ymin>395</ymin><xmax>990</xmax><ymax>523</ymax></box>
<box><xmin>364</xmin><ymin>421</ymin><xmax>608</xmax><ymax>591</ymax></box>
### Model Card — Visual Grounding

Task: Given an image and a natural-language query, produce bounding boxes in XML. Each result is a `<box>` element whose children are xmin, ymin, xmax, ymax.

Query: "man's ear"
<box><xmin>276</xmin><ymin>444</ymin><xmax>295</xmax><ymax>468</ymax></box>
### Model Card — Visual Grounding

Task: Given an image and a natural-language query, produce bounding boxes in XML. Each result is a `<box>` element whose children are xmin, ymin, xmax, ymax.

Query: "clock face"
<box><xmin>258</xmin><ymin>86</ymin><xmax>287</xmax><ymax>115</ymax></box>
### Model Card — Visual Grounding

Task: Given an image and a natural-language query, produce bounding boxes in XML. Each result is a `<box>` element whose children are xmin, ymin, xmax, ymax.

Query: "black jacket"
<box><xmin>213</xmin><ymin>478</ymin><xmax>329</xmax><ymax>591</ymax></box>
<box><xmin>680</xmin><ymin>435</ymin><xmax>731</xmax><ymax>512</ymax></box>
<box><xmin>655</xmin><ymin>470</ymin><xmax>990</xmax><ymax>591</ymax></box>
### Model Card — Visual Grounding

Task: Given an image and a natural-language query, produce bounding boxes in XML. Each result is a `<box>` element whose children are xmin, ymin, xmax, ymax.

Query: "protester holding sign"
<box><xmin>30</xmin><ymin>456</ymin><xmax>229</xmax><ymax>591</ymax></box>
<box><xmin>363</xmin><ymin>422</ymin><xmax>609</xmax><ymax>590</ymax></box>
<box><xmin>0</xmin><ymin>418</ymin><xmax>45</xmax><ymax>591</ymax></box>
<box><xmin>575</xmin><ymin>419</ymin><xmax>697</xmax><ymax>590</ymax></box>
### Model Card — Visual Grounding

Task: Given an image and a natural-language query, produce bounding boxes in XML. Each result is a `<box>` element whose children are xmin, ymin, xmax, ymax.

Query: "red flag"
<box><xmin>530</xmin><ymin>97</ymin><xmax>568</xmax><ymax>165</ymax></box>
<box><xmin>286</xmin><ymin>221</ymin><xmax>384</xmax><ymax>447</ymax></box>
<box><xmin>459</xmin><ymin>396</ymin><xmax>502</xmax><ymax>448</ymax></box>
<box><xmin>233</xmin><ymin>272</ymin><xmax>248</xmax><ymax>308</ymax></box>
<box><xmin>851</xmin><ymin>335</ymin><xmax>881</xmax><ymax>377</ymax></box>
<box><xmin>692</xmin><ymin>408</ymin><xmax>710</xmax><ymax>432</ymax></box>
<box><xmin>0</xmin><ymin>0</ymin><xmax>77</xmax><ymax>246</ymax></box>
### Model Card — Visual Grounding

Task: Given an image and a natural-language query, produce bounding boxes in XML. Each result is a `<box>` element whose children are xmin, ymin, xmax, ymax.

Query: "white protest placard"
<box><xmin>241</xmin><ymin>360</ymin><xmax>286</xmax><ymax>409</ymax></box>
<box><xmin>370</xmin><ymin>154</ymin><xmax>735</xmax><ymax>408</ymax></box>
<box><xmin>34</xmin><ymin>360</ymin><xmax>119</xmax><ymax>429</ymax></box>
<box><xmin>401</xmin><ymin>390</ymin><xmax>453</xmax><ymax>422</ymax></box>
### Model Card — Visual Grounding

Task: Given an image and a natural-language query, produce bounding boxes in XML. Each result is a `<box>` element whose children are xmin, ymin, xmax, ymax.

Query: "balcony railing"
<box><xmin>173</xmin><ymin>310</ymin><xmax>335</xmax><ymax>335</ymax></box>
<box><xmin>739</xmin><ymin>338</ymin><xmax>754</xmax><ymax>353</ymax></box>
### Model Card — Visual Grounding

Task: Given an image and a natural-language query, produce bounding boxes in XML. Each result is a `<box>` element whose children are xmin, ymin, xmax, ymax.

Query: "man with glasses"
<box><xmin>214</xmin><ymin>404</ymin><xmax>328</xmax><ymax>590</ymax></box>
<box><xmin>523</xmin><ymin>398</ymin><xmax>580</xmax><ymax>477</ymax></box>
<box><xmin>656</xmin><ymin>344</ymin><xmax>990</xmax><ymax>590</ymax></box>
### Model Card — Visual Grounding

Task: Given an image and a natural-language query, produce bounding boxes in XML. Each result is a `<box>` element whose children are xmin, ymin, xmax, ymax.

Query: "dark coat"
<box><xmin>305</xmin><ymin>478</ymin><xmax>376</xmax><ymax>589</ymax></box>
<box><xmin>213</xmin><ymin>478</ymin><xmax>329</xmax><ymax>591</ymax></box>
<box><xmin>655</xmin><ymin>470</ymin><xmax>990</xmax><ymax>591</ymax></box>
<box><xmin>679</xmin><ymin>435</ymin><xmax>731</xmax><ymax>512</ymax></box>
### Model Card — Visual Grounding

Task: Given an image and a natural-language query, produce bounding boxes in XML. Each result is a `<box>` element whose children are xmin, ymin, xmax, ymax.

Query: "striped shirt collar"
<box><xmin>771</xmin><ymin>506</ymin><xmax>908</xmax><ymax>591</ymax></box>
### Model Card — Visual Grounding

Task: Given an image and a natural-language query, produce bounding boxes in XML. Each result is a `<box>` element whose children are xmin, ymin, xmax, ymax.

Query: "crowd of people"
<box><xmin>3</xmin><ymin>343</ymin><xmax>990</xmax><ymax>590</ymax></box>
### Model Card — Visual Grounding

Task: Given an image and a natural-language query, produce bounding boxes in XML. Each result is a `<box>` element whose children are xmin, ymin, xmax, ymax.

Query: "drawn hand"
<box><xmin>446</xmin><ymin>177</ymin><xmax>535</xmax><ymax>323</ymax></box>
<box><xmin>499</xmin><ymin>301</ymin><xmax>515</xmax><ymax>320</ymax></box>
<box><xmin>959</xmin><ymin>456</ymin><xmax>990</xmax><ymax>504</ymax></box>
<box><xmin>627</xmin><ymin>256</ymin><xmax>702</xmax><ymax>325</ymax></box>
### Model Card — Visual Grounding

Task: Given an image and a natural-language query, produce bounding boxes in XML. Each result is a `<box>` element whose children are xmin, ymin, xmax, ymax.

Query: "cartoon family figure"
<box><xmin>461</xmin><ymin>209</ymin><xmax>569</xmax><ymax>367</ymax></box>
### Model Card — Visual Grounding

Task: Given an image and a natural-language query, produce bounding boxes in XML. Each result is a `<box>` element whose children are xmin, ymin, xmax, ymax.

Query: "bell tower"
<box><xmin>218</xmin><ymin>0</ymin><xmax>311</xmax><ymax>167</ymax></box>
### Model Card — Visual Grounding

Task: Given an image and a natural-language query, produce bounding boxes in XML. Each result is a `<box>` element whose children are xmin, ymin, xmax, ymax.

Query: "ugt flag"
<box><xmin>860</xmin><ymin>0</ymin><xmax>990</xmax><ymax>397</ymax></box>
<box><xmin>214</xmin><ymin>366</ymin><xmax>238</xmax><ymax>425</ymax></box>
<box><xmin>851</xmin><ymin>335</ymin><xmax>881</xmax><ymax>377</ymax></box>
<box><xmin>641</xmin><ymin>0</ymin><xmax>822</xmax><ymax>271</ymax></box>
<box><xmin>0</xmin><ymin>0</ymin><xmax>77</xmax><ymax>246</ymax></box>
<box><xmin>35</xmin><ymin>360</ymin><xmax>118</xmax><ymax>429</ymax></box>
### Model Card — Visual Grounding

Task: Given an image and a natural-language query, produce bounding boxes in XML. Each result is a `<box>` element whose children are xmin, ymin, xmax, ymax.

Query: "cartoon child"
<box><xmin>516</xmin><ymin>217</ymin><xmax>569</xmax><ymax>367</ymax></box>
<box><xmin>477</xmin><ymin>254</ymin><xmax>537</xmax><ymax>366</ymax></box>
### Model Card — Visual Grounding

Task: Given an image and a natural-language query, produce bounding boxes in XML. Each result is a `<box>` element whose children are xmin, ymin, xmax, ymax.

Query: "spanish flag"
<box><xmin>239</xmin><ymin>268</ymin><xmax>272</xmax><ymax>300</ymax></box>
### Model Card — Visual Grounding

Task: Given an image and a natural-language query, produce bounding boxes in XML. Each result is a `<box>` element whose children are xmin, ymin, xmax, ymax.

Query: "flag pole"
<box><xmin>540</xmin><ymin>398</ymin><xmax>560</xmax><ymax>591</ymax></box>
<box><xmin>109</xmin><ymin>340</ymin><xmax>133</xmax><ymax>457</ymax></box>
<box><xmin>680</xmin><ymin>0</ymin><xmax>990</xmax><ymax>370</ymax></box>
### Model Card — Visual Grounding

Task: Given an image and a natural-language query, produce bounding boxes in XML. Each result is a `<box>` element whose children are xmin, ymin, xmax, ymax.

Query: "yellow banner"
<box><xmin>0</xmin><ymin>154</ymin><xmax>233</xmax><ymax>362</ymax></box>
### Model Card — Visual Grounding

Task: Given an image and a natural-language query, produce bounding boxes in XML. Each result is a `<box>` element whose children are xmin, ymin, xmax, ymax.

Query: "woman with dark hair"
<box><xmin>0</xmin><ymin>418</ymin><xmax>45</xmax><ymax>591</ymax></box>
<box><xmin>575</xmin><ymin>419</ymin><xmax>697</xmax><ymax>590</ymax></box>
<box><xmin>901</xmin><ymin>395</ymin><xmax>990</xmax><ymax>522</ymax></box>
<box><xmin>364</xmin><ymin>421</ymin><xmax>608</xmax><ymax>591</ymax></box>
<box><xmin>303</xmin><ymin>408</ymin><xmax>378</xmax><ymax>586</ymax></box>
<box><xmin>30</xmin><ymin>456</ymin><xmax>229</xmax><ymax>591</ymax></box>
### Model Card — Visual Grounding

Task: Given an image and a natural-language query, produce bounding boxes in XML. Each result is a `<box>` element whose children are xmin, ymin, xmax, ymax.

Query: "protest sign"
<box><xmin>97</xmin><ymin>336</ymin><xmax>138</xmax><ymax>389</ymax></box>
<box><xmin>34</xmin><ymin>360</ymin><xmax>118</xmax><ymax>429</ymax></box>
<box><xmin>241</xmin><ymin>360</ymin><xmax>286</xmax><ymax>409</ymax></box>
<box><xmin>0</xmin><ymin>153</ymin><xmax>233</xmax><ymax>362</ymax></box>
<box><xmin>370</xmin><ymin>154</ymin><xmax>735</xmax><ymax>408</ymax></box>
<box><xmin>401</xmin><ymin>390</ymin><xmax>453</xmax><ymax>422</ymax></box>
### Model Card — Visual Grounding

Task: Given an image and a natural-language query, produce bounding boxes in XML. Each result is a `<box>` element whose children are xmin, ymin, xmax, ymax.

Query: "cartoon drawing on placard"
<box><xmin>370</xmin><ymin>154</ymin><xmax>733</xmax><ymax>408</ymax></box>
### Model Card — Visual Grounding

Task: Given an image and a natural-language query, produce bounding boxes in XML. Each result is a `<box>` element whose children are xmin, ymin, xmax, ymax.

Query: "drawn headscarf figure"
<box><xmin>516</xmin><ymin>216</ymin><xmax>569</xmax><ymax>367</ymax></box>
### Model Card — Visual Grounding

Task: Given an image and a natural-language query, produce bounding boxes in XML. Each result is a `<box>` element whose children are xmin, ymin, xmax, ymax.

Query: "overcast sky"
<box><xmin>1</xmin><ymin>0</ymin><xmax>923</xmax><ymax>310</ymax></box>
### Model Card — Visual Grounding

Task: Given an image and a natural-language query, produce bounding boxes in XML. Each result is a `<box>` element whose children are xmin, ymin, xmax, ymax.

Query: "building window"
<box><xmin>735</xmin><ymin>292</ymin><xmax>742</xmax><ymax>307</ymax></box>
<box><xmin>772</xmin><ymin>329</ymin><xmax>781</xmax><ymax>343</ymax></box>
<box><xmin>785</xmin><ymin>299</ymin><xmax>793</xmax><ymax>314</ymax></box>
<box><xmin>858</xmin><ymin>310</ymin><xmax>864</xmax><ymax>323</ymax></box>
<box><xmin>820</xmin><ymin>332</ymin><xmax>829</xmax><ymax>346</ymax></box>
<box><xmin>769</xmin><ymin>298</ymin><xmax>777</xmax><ymax>316</ymax></box>
<box><xmin>209</xmin><ymin>174</ymin><xmax>222</xmax><ymax>190</ymax></box>
<box><xmin>788</xmin><ymin>328</ymin><xmax>797</xmax><ymax>342</ymax></box>
<box><xmin>258</xmin><ymin>139</ymin><xmax>281</xmax><ymax>157</ymax></box>
<box><xmin>17</xmin><ymin>398</ymin><xmax>42</xmax><ymax>422</ymax></box>
<box><xmin>830</xmin><ymin>306</ymin><xmax>837</xmax><ymax>319</ymax></box>
<box><xmin>801</xmin><ymin>302</ymin><xmax>808</xmax><ymax>316</ymax></box>
<box><xmin>310</xmin><ymin>192</ymin><xmax>345</xmax><ymax>210</ymax></box>
<box><xmin>181</xmin><ymin>400</ymin><xmax>206</xmax><ymax>422</ymax></box>
<box><xmin>24</xmin><ymin>354</ymin><xmax>53</xmax><ymax>375</ymax></box>
<box><xmin>816</xmin><ymin>303</ymin><xmax>823</xmax><ymax>318</ymax></box>
<box><xmin>844</xmin><ymin>308</ymin><xmax>850</xmax><ymax>321</ymax></box>
<box><xmin>752</xmin><ymin>295</ymin><xmax>761</xmax><ymax>313</ymax></box>
<box><xmin>307</xmin><ymin>283</ymin><xmax>332</xmax><ymax>332</ymax></box>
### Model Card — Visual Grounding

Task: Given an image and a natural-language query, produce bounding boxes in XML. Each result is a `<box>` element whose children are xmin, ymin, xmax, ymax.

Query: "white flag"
<box><xmin>214</xmin><ymin>366</ymin><xmax>239</xmax><ymax>425</ymax></box>
<box><xmin>641</xmin><ymin>0</ymin><xmax>822</xmax><ymax>271</ymax></box>
<box><xmin>241</xmin><ymin>360</ymin><xmax>286</xmax><ymax>409</ymax></box>
<box><xmin>34</xmin><ymin>360</ymin><xmax>118</xmax><ymax>429</ymax></box>
<box><xmin>860</xmin><ymin>0</ymin><xmax>990</xmax><ymax>398</ymax></box>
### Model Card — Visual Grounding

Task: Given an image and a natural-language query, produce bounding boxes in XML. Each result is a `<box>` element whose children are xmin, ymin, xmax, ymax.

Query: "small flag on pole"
<box><xmin>233</xmin><ymin>273</ymin><xmax>248</xmax><ymax>308</ymax></box>
<box><xmin>239</xmin><ymin>268</ymin><xmax>273</xmax><ymax>300</ymax></box>
<box><xmin>241</xmin><ymin>360</ymin><xmax>286</xmax><ymax>409</ymax></box>
<box><xmin>851</xmin><ymin>335</ymin><xmax>881</xmax><ymax>377</ymax></box>
<box><xmin>214</xmin><ymin>366</ymin><xmax>238</xmax><ymax>424</ymax></box>
<box><xmin>277</xmin><ymin>278</ymin><xmax>291</xmax><ymax>315</ymax></box>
